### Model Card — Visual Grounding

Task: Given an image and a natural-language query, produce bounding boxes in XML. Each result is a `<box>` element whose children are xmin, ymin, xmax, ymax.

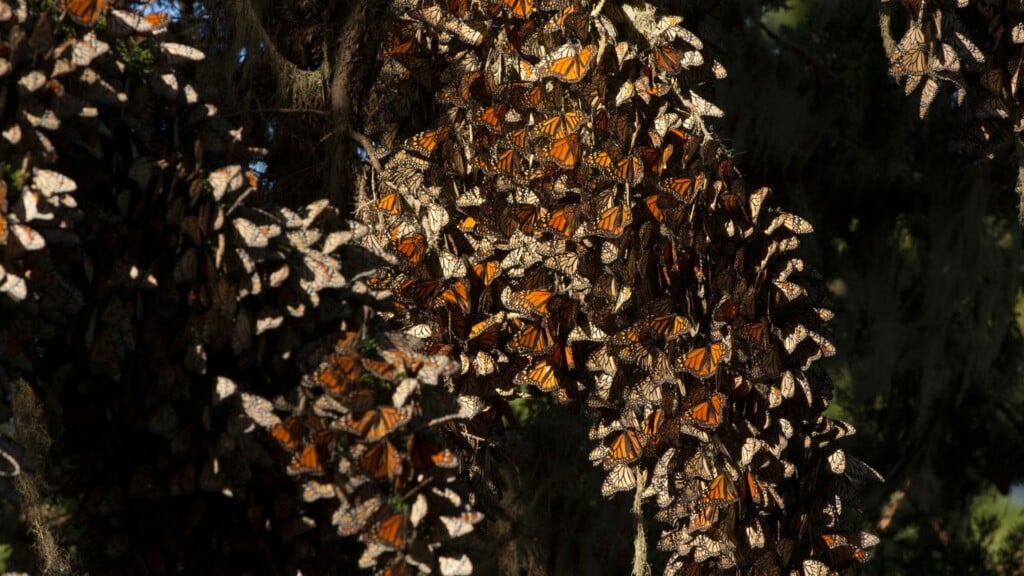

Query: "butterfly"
<box><xmin>270</xmin><ymin>417</ymin><xmax>307</xmax><ymax>452</ymax></box>
<box><xmin>545</xmin><ymin>205</ymin><xmax>582</xmax><ymax>238</ymax></box>
<box><xmin>679</xmin><ymin>342</ymin><xmax>725</xmax><ymax>379</ymax></box>
<box><xmin>474</xmin><ymin>103</ymin><xmax>511</xmax><ymax>132</ymax></box>
<box><xmin>536</xmin><ymin>111</ymin><xmax>585</xmax><ymax>139</ymax></box>
<box><xmin>541</xmin><ymin>43</ymin><xmax>596</xmax><ymax>83</ymax></box>
<box><xmin>537</xmin><ymin>133</ymin><xmax>580</xmax><ymax>168</ymax></box>
<box><xmin>706</xmin><ymin>473</ymin><xmax>738</xmax><ymax>506</ymax></box>
<box><xmin>601</xmin><ymin>463</ymin><xmax>637</xmax><ymax>496</ymax></box>
<box><xmin>439</xmin><ymin>279</ymin><xmax>471</xmax><ymax>314</ymax></box>
<box><xmin>368</xmin><ymin>512</ymin><xmax>408</xmax><ymax>549</ymax></box>
<box><xmin>360</xmin><ymin>440</ymin><xmax>402</xmax><ymax>480</ymax></box>
<box><xmin>337</xmin><ymin>406</ymin><xmax>411</xmax><ymax>442</ymax></box>
<box><xmin>801</xmin><ymin>560</ymin><xmax>839</xmax><ymax>576</ymax></box>
<box><xmin>591</xmin><ymin>204</ymin><xmax>632</xmax><ymax>238</ymax></box>
<box><xmin>502</xmin><ymin>287</ymin><xmax>553</xmax><ymax>316</ymax></box>
<box><xmin>660</xmin><ymin>176</ymin><xmax>697</xmax><ymax>203</ymax></box>
<box><xmin>645</xmin><ymin>311</ymin><xmax>693</xmax><ymax>341</ymax></box>
<box><xmin>288</xmin><ymin>441</ymin><xmax>328</xmax><ymax>476</ymax></box>
<box><xmin>389</xmin><ymin>222</ymin><xmax>428</xmax><ymax>264</ymax></box>
<box><xmin>891</xmin><ymin>23</ymin><xmax>929</xmax><ymax>76</ymax></box>
<box><xmin>404</xmin><ymin>127</ymin><xmax>449</xmax><ymax>157</ymax></box>
<box><xmin>685</xmin><ymin>392</ymin><xmax>726</xmax><ymax>429</ymax></box>
<box><xmin>605</xmin><ymin>428</ymin><xmax>642</xmax><ymax>465</ymax></box>
<box><xmin>61</xmin><ymin>0</ymin><xmax>109</xmax><ymax>25</ymax></box>
<box><xmin>508</xmin><ymin>322</ymin><xmax>555</xmax><ymax>356</ymax></box>
<box><xmin>409</xmin><ymin>434</ymin><xmax>459</xmax><ymax>469</ymax></box>
<box><xmin>471</xmin><ymin>260</ymin><xmax>502</xmax><ymax>287</ymax></box>
<box><xmin>501</xmin><ymin>0</ymin><xmax>534</xmax><ymax>18</ymax></box>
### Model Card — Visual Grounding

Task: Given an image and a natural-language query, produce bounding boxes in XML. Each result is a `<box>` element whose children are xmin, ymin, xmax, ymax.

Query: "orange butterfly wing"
<box><xmin>508</xmin><ymin>322</ymin><xmax>554</xmax><ymax>355</ymax></box>
<box><xmin>607</xmin><ymin>429</ymin><xmax>642</xmax><ymax>463</ymax></box>
<box><xmin>593</xmin><ymin>204</ymin><xmax>632</xmax><ymax>238</ymax></box>
<box><xmin>360</xmin><ymin>440</ymin><xmax>402</xmax><ymax>480</ymax></box>
<box><xmin>681</xmin><ymin>343</ymin><xmax>723</xmax><ymax>379</ymax></box>
<box><xmin>686</xmin><ymin>393</ymin><xmax>725</xmax><ymax>428</ymax></box>
<box><xmin>545</xmin><ymin>45</ymin><xmax>595</xmax><ymax>82</ymax></box>
<box><xmin>539</xmin><ymin>133</ymin><xmax>580</xmax><ymax>168</ymax></box>
<box><xmin>62</xmin><ymin>0</ymin><xmax>109</xmax><ymax>25</ymax></box>
<box><xmin>706</xmin><ymin>473</ymin><xmax>738</xmax><ymax>505</ymax></box>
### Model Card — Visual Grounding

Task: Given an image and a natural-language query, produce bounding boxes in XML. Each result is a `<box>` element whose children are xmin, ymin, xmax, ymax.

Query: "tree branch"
<box><xmin>327</xmin><ymin>0</ymin><xmax>373</xmax><ymax>209</ymax></box>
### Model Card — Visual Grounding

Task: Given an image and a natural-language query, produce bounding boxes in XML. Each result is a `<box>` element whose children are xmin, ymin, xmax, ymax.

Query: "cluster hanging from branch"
<box><xmin>358</xmin><ymin>1</ymin><xmax>880</xmax><ymax>575</ymax></box>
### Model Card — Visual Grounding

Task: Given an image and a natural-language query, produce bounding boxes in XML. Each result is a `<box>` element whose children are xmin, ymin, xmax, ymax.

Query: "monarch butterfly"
<box><xmin>601</xmin><ymin>463</ymin><xmax>636</xmax><ymax>496</ymax></box>
<box><xmin>653</xmin><ymin>44</ymin><xmax>701</xmax><ymax>75</ymax></box>
<box><xmin>685</xmin><ymin>392</ymin><xmax>726</xmax><ymax>429</ymax></box>
<box><xmin>508</xmin><ymin>322</ymin><xmax>555</xmax><ymax>356</ymax></box>
<box><xmin>300</xmin><ymin>480</ymin><xmax>336</xmax><ymax>503</ymax></box>
<box><xmin>409</xmin><ymin>435</ymin><xmax>459</xmax><ymax>469</ymax></box>
<box><xmin>660</xmin><ymin>176</ymin><xmax>697</xmax><ymax>203</ymax></box>
<box><xmin>538</xmin><ymin>133</ymin><xmax>580</xmax><ymax>168</ymax></box>
<box><xmin>765</xmin><ymin>211</ymin><xmax>814</xmax><ymax>235</ymax></box>
<box><xmin>536</xmin><ymin>111</ymin><xmax>584</xmax><ymax>139</ymax></box>
<box><xmin>391</xmin><ymin>230</ymin><xmax>427</xmax><ymax>265</ymax></box>
<box><xmin>362</xmin><ymin>356</ymin><xmax>400</xmax><ymax>380</ymax></box>
<box><xmin>271</xmin><ymin>417</ymin><xmax>310</xmax><ymax>453</ymax></box>
<box><xmin>891</xmin><ymin>23</ymin><xmax>929</xmax><ymax>76</ymax></box>
<box><xmin>404</xmin><ymin>127</ymin><xmax>449</xmax><ymax>157</ymax></box>
<box><xmin>679</xmin><ymin>342</ymin><xmax>725</xmax><ymax>379</ymax></box>
<box><xmin>644</xmin><ymin>195</ymin><xmax>664</xmax><ymax>222</ymax></box>
<box><xmin>441</xmin><ymin>279</ymin><xmax>471</xmax><ymax>314</ymax></box>
<box><xmin>493</xmin><ymin>148</ymin><xmax>523</xmax><ymax>177</ymax></box>
<box><xmin>641</xmin><ymin>145</ymin><xmax>674</xmax><ymax>175</ymax></box>
<box><xmin>437</xmin><ymin>70</ymin><xmax>483</xmax><ymax>106</ymax></box>
<box><xmin>706</xmin><ymin>473</ymin><xmax>738</xmax><ymax>506</ymax></box>
<box><xmin>605</xmin><ymin>428</ymin><xmax>642</xmax><ymax>464</ymax></box>
<box><xmin>741</xmin><ymin>319</ymin><xmax>771</xmax><ymax>348</ymax></box>
<box><xmin>369</xmin><ymin>512</ymin><xmax>408</xmax><ymax>549</ymax></box>
<box><xmin>374</xmin><ymin>191</ymin><xmax>405</xmax><ymax>216</ymax></box>
<box><xmin>691</xmin><ymin>534</ymin><xmax>726</xmax><ymax>562</ymax></box>
<box><xmin>541</xmin><ymin>43</ymin><xmax>596</xmax><ymax>83</ymax></box>
<box><xmin>504</xmin><ymin>127</ymin><xmax>531</xmax><ymax>151</ymax></box>
<box><xmin>544</xmin><ymin>205</ymin><xmax>582</xmax><ymax>238</ymax></box>
<box><xmin>416</xmin><ymin>5</ymin><xmax>484</xmax><ymax>45</ymax></box>
<box><xmin>646</xmin><ymin>312</ymin><xmax>692</xmax><ymax>341</ymax></box>
<box><xmin>61</xmin><ymin>0</ymin><xmax>109</xmax><ymax>25</ymax></box>
<box><xmin>744</xmin><ymin>470</ymin><xmax>769</xmax><ymax>507</ymax></box>
<box><xmin>688</xmin><ymin>503</ymin><xmax>720</xmax><ymax>533</ymax></box>
<box><xmin>592</xmin><ymin>204</ymin><xmax>632</xmax><ymax>238</ymax></box>
<box><xmin>474</xmin><ymin>103</ymin><xmax>510</xmax><ymax>132</ymax></box>
<box><xmin>337</xmin><ymin>406</ymin><xmax>411</xmax><ymax>442</ymax></box>
<box><xmin>360</xmin><ymin>440</ymin><xmax>402</xmax><ymax>480</ymax></box>
<box><xmin>802</xmin><ymin>560</ymin><xmax>839</xmax><ymax>576</ymax></box>
<box><xmin>682</xmin><ymin>447</ymin><xmax>717</xmax><ymax>482</ymax></box>
<box><xmin>501</xmin><ymin>0</ymin><xmax>534</xmax><ymax>18</ymax></box>
<box><xmin>471</xmin><ymin>260</ymin><xmax>502</xmax><ymax>287</ymax></box>
<box><xmin>502</xmin><ymin>287</ymin><xmax>553</xmax><ymax>316</ymax></box>
<box><xmin>396</xmin><ymin>277</ymin><xmax>441</xmax><ymax>309</ymax></box>
<box><xmin>439</xmin><ymin>252</ymin><xmax>467</xmax><ymax>279</ymax></box>
<box><xmin>288</xmin><ymin>443</ymin><xmax>326</xmax><ymax>476</ymax></box>
<box><xmin>633</xmin><ymin>74</ymin><xmax>671</xmax><ymax>104</ymax></box>
<box><xmin>772</xmin><ymin>279</ymin><xmax>806</xmax><ymax>302</ymax></box>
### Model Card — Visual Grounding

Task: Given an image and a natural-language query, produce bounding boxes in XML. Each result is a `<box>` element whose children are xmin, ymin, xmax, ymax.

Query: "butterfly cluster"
<box><xmin>1</xmin><ymin>2</ymin><xmax>482</xmax><ymax>573</ymax></box>
<box><xmin>358</xmin><ymin>0</ymin><xmax>879</xmax><ymax>574</ymax></box>
<box><xmin>881</xmin><ymin>0</ymin><xmax>1024</xmax><ymax>139</ymax></box>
